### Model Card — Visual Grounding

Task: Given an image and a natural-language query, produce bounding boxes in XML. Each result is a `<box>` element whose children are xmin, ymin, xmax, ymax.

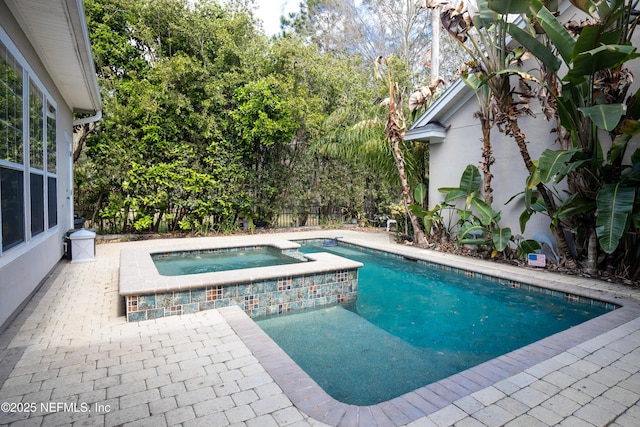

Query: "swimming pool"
<box><xmin>255</xmin><ymin>240</ymin><xmax>613</xmax><ymax>405</ymax></box>
<box><xmin>151</xmin><ymin>246</ymin><xmax>306</xmax><ymax>276</ymax></box>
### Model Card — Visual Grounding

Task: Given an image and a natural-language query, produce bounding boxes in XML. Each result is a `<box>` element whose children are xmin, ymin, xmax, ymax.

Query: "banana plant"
<box><xmin>490</xmin><ymin>0</ymin><xmax>640</xmax><ymax>275</ymax></box>
<box><xmin>426</xmin><ymin>0</ymin><xmax>578</xmax><ymax>265</ymax></box>
<box><xmin>438</xmin><ymin>165</ymin><xmax>513</xmax><ymax>255</ymax></box>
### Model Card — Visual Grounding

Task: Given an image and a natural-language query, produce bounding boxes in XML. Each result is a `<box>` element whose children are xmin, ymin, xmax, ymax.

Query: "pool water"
<box><xmin>151</xmin><ymin>247</ymin><xmax>305</xmax><ymax>276</ymax></box>
<box><xmin>255</xmin><ymin>241</ymin><xmax>611</xmax><ymax>405</ymax></box>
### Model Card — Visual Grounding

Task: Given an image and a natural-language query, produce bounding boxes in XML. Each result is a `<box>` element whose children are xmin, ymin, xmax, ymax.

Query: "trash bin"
<box><xmin>69</xmin><ymin>229</ymin><xmax>96</xmax><ymax>263</ymax></box>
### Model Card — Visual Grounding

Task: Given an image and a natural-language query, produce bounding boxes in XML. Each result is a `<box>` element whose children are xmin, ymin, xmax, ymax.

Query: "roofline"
<box><xmin>408</xmin><ymin>0</ymin><xmax>574</xmax><ymax>138</ymax></box>
<box><xmin>65</xmin><ymin>0</ymin><xmax>102</xmax><ymax>114</ymax></box>
<box><xmin>410</xmin><ymin>79</ymin><xmax>472</xmax><ymax>129</ymax></box>
<box><xmin>404</xmin><ymin>122</ymin><xmax>447</xmax><ymax>143</ymax></box>
<box><xmin>5</xmin><ymin>0</ymin><xmax>102</xmax><ymax>114</ymax></box>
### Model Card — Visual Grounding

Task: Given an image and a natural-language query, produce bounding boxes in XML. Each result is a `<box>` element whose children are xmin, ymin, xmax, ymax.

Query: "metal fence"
<box><xmin>75</xmin><ymin>204</ymin><xmax>381</xmax><ymax>234</ymax></box>
<box><xmin>271</xmin><ymin>206</ymin><xmax>349</xmax><ymax>228</ymax></box>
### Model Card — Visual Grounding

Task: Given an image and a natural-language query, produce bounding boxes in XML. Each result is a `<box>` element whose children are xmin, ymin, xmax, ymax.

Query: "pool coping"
<box><xmin>218</xmin><ymin>235</ymin><xmax>640</xmax><ymax>426</ymax></box>
<box><xmin>119</xmin><ymin>238</ymin><xmax>363</xmax><ymax>296</ymax></box>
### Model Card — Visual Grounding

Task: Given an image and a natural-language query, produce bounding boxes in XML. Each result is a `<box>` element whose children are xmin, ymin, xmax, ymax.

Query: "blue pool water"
<box><xmin>151</xmin><ymin>247</ymin><xmax>304</xmax><ymax>276</ymax></box>
<box><xmin>255</xmin><ymin>241</ymin><xmax>611</xmax><ymax>405</ymax></box>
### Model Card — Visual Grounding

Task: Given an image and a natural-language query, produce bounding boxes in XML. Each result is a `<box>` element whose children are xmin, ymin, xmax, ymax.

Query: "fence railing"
<box><xmin>271</xmin><ymin>206</ymin><xmax>349</xmax><ymax>228</ymax></box>
<box><xmin>75</xmin><ymin>205</ymin><xmax>384</xmax><ymax>234</ymax></box>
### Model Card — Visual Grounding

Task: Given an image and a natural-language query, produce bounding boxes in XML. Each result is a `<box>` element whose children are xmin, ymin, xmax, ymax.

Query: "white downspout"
<box><xmin>69</xmin><ymin>110</ymin><xmax>102</xmax><ymax>230</ymax></box>
<box><xmin>73</xmin><ymin>110</ymin><xmax>102</xmax><ymax>126</ymax></box>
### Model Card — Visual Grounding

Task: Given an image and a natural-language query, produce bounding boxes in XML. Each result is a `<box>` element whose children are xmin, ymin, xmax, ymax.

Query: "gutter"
<box><xmin>73</xmin><ymin>110</ymin><xmax>102</xmax><ymax>127</ymax></box>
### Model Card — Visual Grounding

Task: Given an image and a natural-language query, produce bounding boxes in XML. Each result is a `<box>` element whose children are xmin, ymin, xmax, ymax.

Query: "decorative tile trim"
<box><xmin>126</xmin><ymin>296</ymin><xmax>138</xmax><ymax>313</ymax></box>
<box><xmin>206</xmin><ymin>286</ymin><xmax>222</xmax><ymax>301</ymax></box>
<box><xmin>125</xmin><ymin>268</ymin><xmax>359</xmax><ymax>322</ymax></box>
<box><xmin>298</xmin><ymin>239</ymin><xmax>620</xmax><ymax>312</ymax></box>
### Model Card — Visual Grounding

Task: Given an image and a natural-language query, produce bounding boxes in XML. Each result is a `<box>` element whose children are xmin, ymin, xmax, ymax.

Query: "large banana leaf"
<box><xmin>535</xmin><ymin>6</ymin><xmax>576</xmax><ymax>65</ymax></box>
<box><xmin>408</xmin><ymin>204</ymin><xmax>428</xmax><ymax>219</ymax></box>
<box><xmin>492</xmin><ymin>227</ymin><xmax>512</xmax><ymax>252</ymax></box>
<box><xmin>595</xmin><ymin>183</ymin><xmax>635</xmax><ymax>253</ymax></box>
<box><xmin>506</xmin><ymin>23</ymin><xmax>561</xmax><ymax>72</ymax></box>
<box><xmin>413</xmin><ymin>183</ymin><xmax>427</xmax><ymax>205</ymax></box>
<box><xmin>553</xmin><ymin>195</ymin><xmax>596</xmax><ymax>219</ymax></box>
<box><xmin>578</xmin><ymin>104</ymin><xmax>626</xmax><ymax>132</ymax></box>
<box><xmin>471</xmin><ymin>197</ymin><xmax>499</xmax><ymax>226</ymax></box>
<box><xmin>574</xmin><ymin>25</ymin><xmax>622</xmax><ymax>54</ymax></box>
<box><xmin>474</xmin><ymin>0</ymin><xmax>499</xmax><ymax>28</ymax></box>
<box><xmin>568</xmin><ymin>45</ymin><xmax>639</xmax><ymax>83</ymax></box>
<box><xmin>537</xmin><ymin>148</ymin><xmax>579</xmax><ymax>183</ymax></box>
<box><xmin>442</xmin><ymin>188</ymin><xmax>468</xmax><ymax>204</ymax></box>
<box><xmin>457</xmin><ymin>224</ymin><xmax>488</xmax><ymax>247</ymax></box>
<box><xmin>610</xmin><ymin>119</ymin><xmax>640</xmax><ymax>162</ymax></box>
<box><xmin>459</xmin><ymin>164</ymin><xmax>482</xmax><ymax>197</ymax></box>
<box><xmin>488</xmin><ymin>0</ymin><xmax>543</xmax><ymax>14</ymax></box>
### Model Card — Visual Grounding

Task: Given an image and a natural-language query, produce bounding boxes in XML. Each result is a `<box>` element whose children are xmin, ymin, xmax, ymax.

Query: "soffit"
<box><xmin>5</xmin><ymin>0</ymin><xmax>101</xmax><ymax>114</ymax></box>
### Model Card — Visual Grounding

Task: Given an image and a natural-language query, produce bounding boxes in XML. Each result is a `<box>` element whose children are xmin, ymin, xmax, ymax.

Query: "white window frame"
<box><xmin>0</xmin><ymin>27</ymin><xmax>58</xmax><ymax>258</ymax></box>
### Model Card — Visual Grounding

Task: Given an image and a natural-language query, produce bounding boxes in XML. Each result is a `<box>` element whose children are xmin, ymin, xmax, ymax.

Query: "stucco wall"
<box><xmin>0</xmin><ymin>3</ymin><xmax>75</xmax><ymax>330</ymax></box>
<box><xmin>428</xmin><ymin>94</ymin><xmax>556</xmax><ymax>241</ymax></box>
<box><xmin>427</xmin><ymin>4</ymin><xmax>640</xmax><ymax>253</ymax></box>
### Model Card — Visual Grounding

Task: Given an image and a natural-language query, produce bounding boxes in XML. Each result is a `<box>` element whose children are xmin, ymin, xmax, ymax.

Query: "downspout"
<box><xmin>69</xmin><ymin>110</ymin><xmax>102</xmax><ymax>231</ymax></box>
<box><xmin>73</xmin><ymin>110</ymin><xmax>102</xmax><ymax>126</ymax></box>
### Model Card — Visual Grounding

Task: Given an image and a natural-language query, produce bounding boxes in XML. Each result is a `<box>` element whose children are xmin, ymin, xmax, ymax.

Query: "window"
<box><xmin>48</xmin><ymin>176</ymin><xmax>57</xmax><ymax>227</ymax></box>
<box><xmin>29</xmin><ymin>81</ymin><xmax>44</xmax><ymax>237</ymax></box>
<box><xmin>1</xmin><ymin>42</ymin><xmax>25</xmax><ymax>251</ymax></box>
<box><xmin>30</xmin><ymin>172</ymin><xmax>44</xmax><ymax>234</ymax></box>
<box><xmin>47</xmin><ymin>102</ymin><xmax>57</xmax><ymax>228</ymax></box>
<box><xmin>0</xmin><ymin>42</ymin><xmax>23</xmax><ymax>164</ymax></box>
<box><xmin>0</xmin><ymin>36</ymin><xmax>58</xmax><ymax>254</ymax></box>
<box><xmin>1</xmin><ymin>167</ymin><xmax>24</xmax><ymax>251</ymax></box>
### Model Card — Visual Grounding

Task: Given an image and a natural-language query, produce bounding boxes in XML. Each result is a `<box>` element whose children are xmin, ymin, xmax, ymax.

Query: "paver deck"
<box><xmin>1</xmin><ymin>229</ymin><xmax>639</xmax><ymax>426</ymax></box>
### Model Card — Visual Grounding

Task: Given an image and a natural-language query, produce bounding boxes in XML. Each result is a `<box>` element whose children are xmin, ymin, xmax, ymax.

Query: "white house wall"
<box><xmin>0</xmin><ymin>2</ymin><xmax>75</xmax><ymax>330</ymax></box>
<box><xmin>427</xmin><ymin>4</ymin><xmax>640</xmax><ymax>252</ymax></box>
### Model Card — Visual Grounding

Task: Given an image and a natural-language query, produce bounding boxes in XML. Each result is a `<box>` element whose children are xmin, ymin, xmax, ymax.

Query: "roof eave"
<box><xmin>404</xmin><ymin>123</ymin><xmax>447</xmax><ymax>143</ymax></box>
<box><xmin>5</xmin><ymin>0</ymin><xmax>102</xmax><ymax>114</ymax></box>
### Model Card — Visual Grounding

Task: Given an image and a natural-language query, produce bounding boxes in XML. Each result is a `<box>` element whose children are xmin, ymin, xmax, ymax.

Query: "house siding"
<box><xmin>0</xmin><ymin>2</ymin><xmax>75</xmax><ymax>330</ymax></box>
<box><xmin>422</xmin><ymin>3</ymin><xmax>640</xmax><ymax>248</ymax></box>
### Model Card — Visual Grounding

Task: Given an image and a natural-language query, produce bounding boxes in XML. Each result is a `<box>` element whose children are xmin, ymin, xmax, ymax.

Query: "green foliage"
<box><xmin>517</xmin><ymin>239</ymin><xmax>542</xmax><ymax>260</ymax></box>
<box><xmin>491</xmin><ymin>0</ymin><xmax>640</xmax><ymax>276</ymax></box>
<box><xmin>77</xmin><ymin>0</ymin><xmax>387</xmax><ymax>234</ymax></box>
<box><xmin>438</xmin><ymin>165</ymin><xmax>512</xmax><ymax>255</ymax></box>
<box><xmin>596</xmin><ymin>184</ymin><xmax>636</xmax><ymax>254</ymax></box>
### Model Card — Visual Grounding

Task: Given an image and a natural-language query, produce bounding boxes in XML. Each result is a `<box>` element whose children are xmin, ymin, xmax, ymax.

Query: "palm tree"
<box><xmin>377</xmin><ymin>56</ymin><xmax>430</xmax><ymax>246</ymax></box>
<box><xmin>425</xmin><ymin>0</ymin><xmax>577</xmax><ymax>266</ymax></box>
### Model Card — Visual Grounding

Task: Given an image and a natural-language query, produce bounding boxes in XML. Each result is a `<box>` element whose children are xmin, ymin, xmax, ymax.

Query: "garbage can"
<box><xmin>69</xmin><ymin>229</ymin><xmax>96</xmax><ymax>263</ymax></box>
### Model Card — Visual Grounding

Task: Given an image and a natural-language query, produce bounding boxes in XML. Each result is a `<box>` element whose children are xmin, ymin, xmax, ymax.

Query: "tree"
<box><xmin>377</xmin><ymin>56</ymin><xmax>429</xmax><ymax>246</ymax></box>
<box><xmin>79</xmin><ymin>0</ymin><xmax>386</xmax><ymax>233</ymax></box>
<box><xmin>490</xmin><ymin>0</ymin><xmax>640</xmax><ymax>278</ymax></box>
<box><xmin>424</xmin><ymin>0</ymin><xmax>578</xmax><ymax>265</ymax></box>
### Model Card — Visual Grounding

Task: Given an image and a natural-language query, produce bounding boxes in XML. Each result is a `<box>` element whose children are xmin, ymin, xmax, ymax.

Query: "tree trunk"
<box><xmin>72</xmin><ymin>122</ymin><xmax>96</xmax><ymax>163</ymax></box>
<box><xmin>385</xmin><ymin>77</ymin><xmax>429</xmax><ymax>247</ymax></box>
<box><xmin>479</xmin><ymin>112</ymin><xmax>494</xmax><ymax>205</ymax></box>
<box><xmin>506</xmin><ymin>115</ymin><xmax>577</xmax><ymax>268</ymax></box>
<box><xmin>390</xmin><ymin>135</ymin><xmax>428</xmax><ymax>246</ymax></box>
<box><xmin>585</xmin><ymin>229</ymin><xmax>598</xmax><ymax>275</ymax></box>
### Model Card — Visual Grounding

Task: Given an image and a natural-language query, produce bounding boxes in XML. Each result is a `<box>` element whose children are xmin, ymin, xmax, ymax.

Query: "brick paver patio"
<box><xmin>1</xmin><ymin>230</ymin><xmax>639</xmax><ymax>426</ymax></box>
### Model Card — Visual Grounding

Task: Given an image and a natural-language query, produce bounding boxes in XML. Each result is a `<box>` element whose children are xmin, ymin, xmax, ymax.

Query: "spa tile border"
<box><xmin>124</xmin><ymin>268</ymin><xmax>358</xmax><ymax>322</ymax></box>
<box><xmin>119</xmin><ymin>240</ymin><xmax>362</xmax><ymax>296</ymax></box>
